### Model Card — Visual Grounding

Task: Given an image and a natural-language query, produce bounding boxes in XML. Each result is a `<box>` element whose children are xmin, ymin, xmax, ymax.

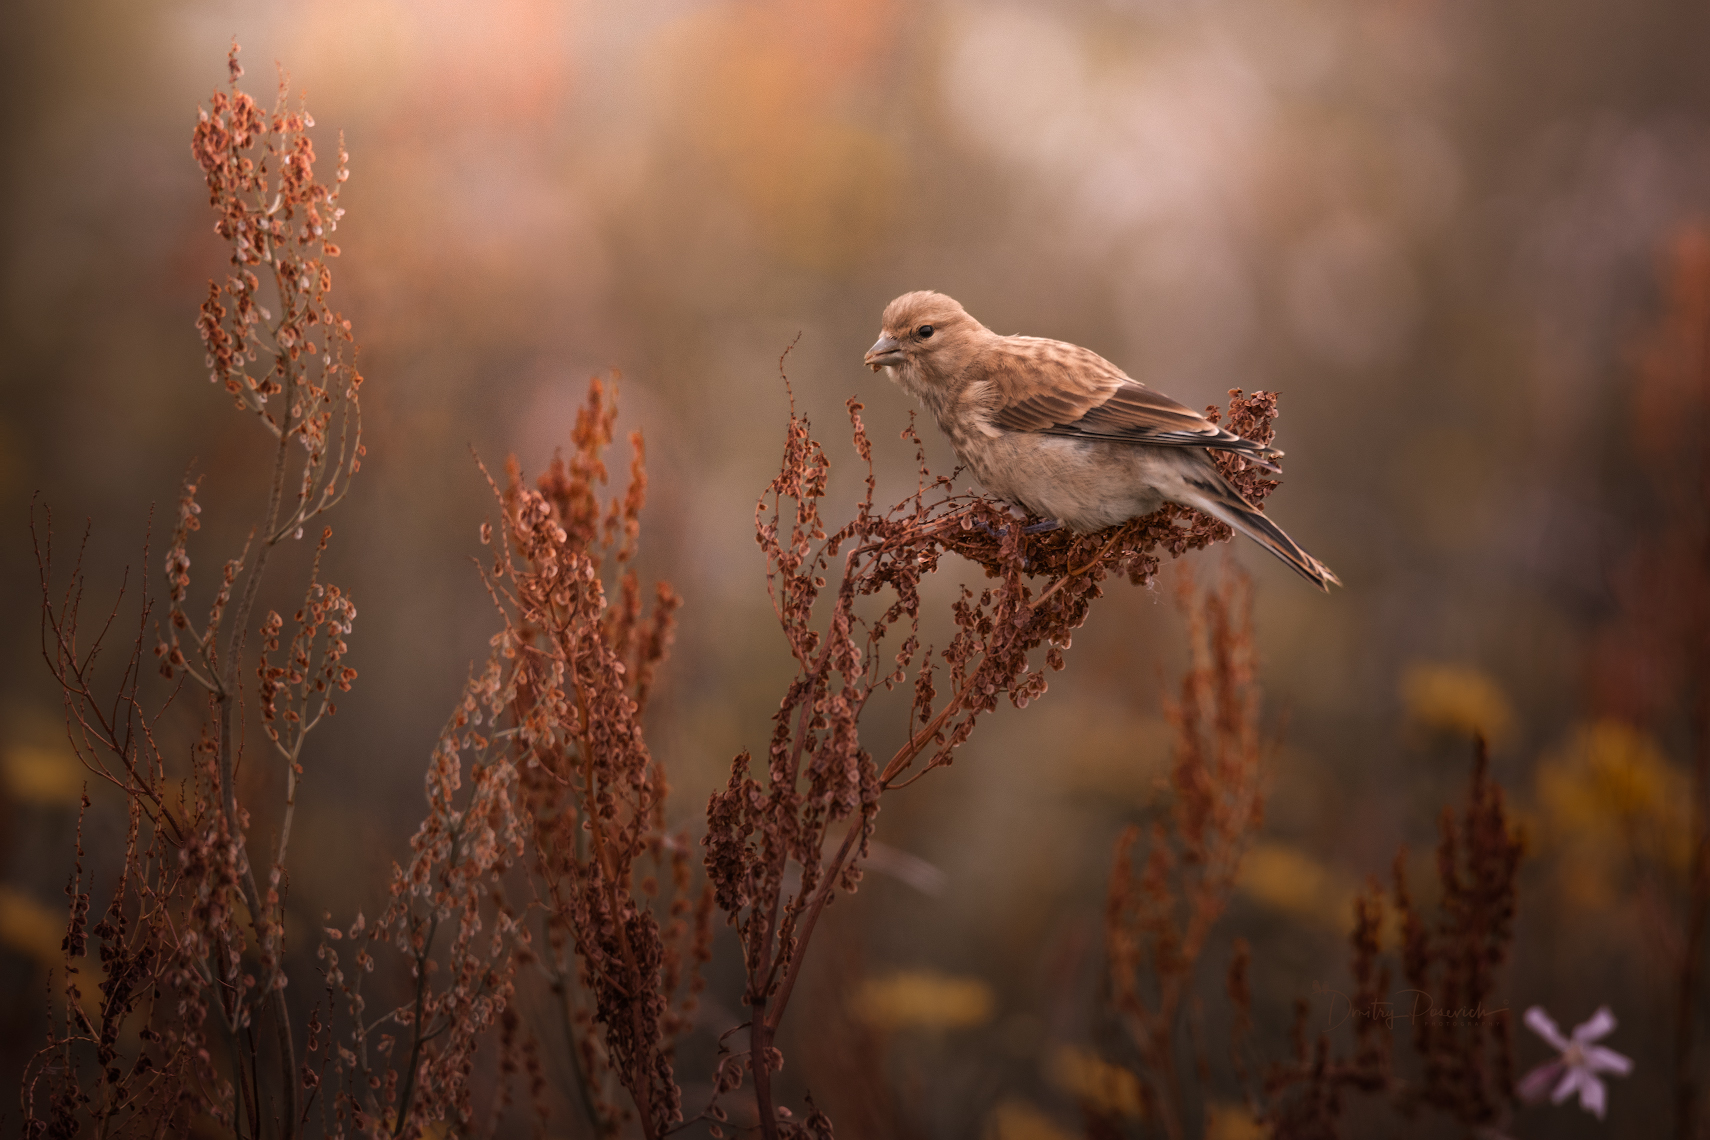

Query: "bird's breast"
<box><xmin>965</xmin><ymin>434</ymin><xmax>1180</xmax><ymax>532</ymax></box>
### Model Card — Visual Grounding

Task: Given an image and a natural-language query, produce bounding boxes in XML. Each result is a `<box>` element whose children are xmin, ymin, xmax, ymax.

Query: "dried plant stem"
<box><xmin>31</xmin><ymin>518</ymin><xmax>188</xmax><ymax>843</ymax></box>
<box><xmin>224</xmin><ymin>1006</ymin><xmax>255</xmax><ymax>1139</ymax></box>
<box><xmin>760</xmin><ymin>686</ymin><xmax>971</xmax><ymax>1032</ymax></box>
<box><xmin>764</xmin><ymin>822</ymin><xmax>865</xmax><ymax>1034</ymax></box>
<box><xmin>275</xmin><ymin>757</ymin><xmax>303</xmax><ymax>872</ymax></box>
<box><xmin>743</xmin><ymin>601</ymin><xmax>961</xmax><ymax>1128</ymax></box>
<box><xmin>393</xmin><ymin>916</ymin><xmax>441</xmax><ymax>1135</ymax></box>
<box><xmin>878</xmin><ymin>696</ymin><xmax>961</xmax><ymax>788</ymax></box>
<box><xmin>578</xmin><ymin>720</ymin><xmax>661</xmax><ymax>1140</ymax></box>
<box><xmin>215</xmin><ymin>386</ymin><xmax>301</xmax><ymax>1140</ymax></box>
<box><xmin>751</xmin><ymin>1006</ymin><xmax>780</xmax><ymax>1140</ymax></box>
<box><xmin>553</xmin><ymin>969</ymin><xmax>612</xmax><ymax>1137</ymax></box>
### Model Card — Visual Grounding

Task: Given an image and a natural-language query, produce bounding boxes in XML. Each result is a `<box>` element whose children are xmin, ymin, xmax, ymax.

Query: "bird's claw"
<box><xmin>965</xmin><ymin>515</ymin><xmax>1059</xmax><ymax>569</ymax></box>
<box><xmin>970</xmin><ymin>518</ymin><xmax>1056</xmax><ymax>540</ymax></box>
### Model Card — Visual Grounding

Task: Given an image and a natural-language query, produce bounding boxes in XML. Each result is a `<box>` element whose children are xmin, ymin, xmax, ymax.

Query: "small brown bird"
<box><xmin>864</xmin><ymin>291</ymin><xmax>1339</xmax><ymax>590</ymax></box>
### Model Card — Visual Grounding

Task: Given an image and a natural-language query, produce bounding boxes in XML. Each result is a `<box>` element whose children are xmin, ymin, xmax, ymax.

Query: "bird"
<box><xmin>863</xmin><ymin>290</ymin><xmax>1340</xmax><ymax>590</ymax></box>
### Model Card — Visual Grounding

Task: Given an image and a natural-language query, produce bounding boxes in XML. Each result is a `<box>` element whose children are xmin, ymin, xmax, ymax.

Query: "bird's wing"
<box><xmin>981</xmin><ymin>337</ymin><xmax>1282</xmax><ymax>465</ymax></box>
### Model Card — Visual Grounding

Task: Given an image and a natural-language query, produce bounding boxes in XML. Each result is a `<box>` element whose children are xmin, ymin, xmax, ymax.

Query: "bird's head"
<box><xmin>864</xmin><ymin>291</ymin><xmax>982</xmax><ymax>383</ymax></box>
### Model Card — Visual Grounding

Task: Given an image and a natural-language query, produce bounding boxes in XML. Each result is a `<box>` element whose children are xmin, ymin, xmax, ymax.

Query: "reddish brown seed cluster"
<box><xmin>255</xmin><ymin>527</ymin><xmax>358</xmax><ymax>753</ymax></box>
<box><xmin>191</xmin><ymin>41</ymin><xmax>363</xmax><ymax>533</ymax></box>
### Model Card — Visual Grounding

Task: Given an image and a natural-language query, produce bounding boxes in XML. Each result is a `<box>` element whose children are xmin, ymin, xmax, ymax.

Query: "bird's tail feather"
<box><xmin>1178</xmin><ymin>474</ymin><xmax>1340</xmax><ymax>591</ymax></box>
<box><xmin>1216</xmin><ymin>436</ymin><xmax>1284</xmax><ymax>473</ymax></box>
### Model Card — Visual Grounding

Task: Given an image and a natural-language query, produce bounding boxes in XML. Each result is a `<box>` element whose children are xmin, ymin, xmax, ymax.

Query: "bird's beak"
<box><xmin>864</xmin><ymin>334</ymin><xmax>904</xmax><ymax>371</ymax></box>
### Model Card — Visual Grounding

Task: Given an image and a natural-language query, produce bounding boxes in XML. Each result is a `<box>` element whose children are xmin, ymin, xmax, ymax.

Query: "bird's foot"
<box><xmin>972</xmin><ymin>517</ymin><xmax>1058</xmax><ymax>540</ymax></box>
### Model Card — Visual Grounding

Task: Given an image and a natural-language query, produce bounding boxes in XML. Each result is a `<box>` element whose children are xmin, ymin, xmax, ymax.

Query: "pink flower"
<box><xmin>1518</xmin><ymin>1005</ymin><xmax>1633</xmax><ymax>1120</ymax></box>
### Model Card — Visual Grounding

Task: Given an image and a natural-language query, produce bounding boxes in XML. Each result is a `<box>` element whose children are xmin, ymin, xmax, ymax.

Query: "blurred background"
<box><xmin>2</xmin><ymin>0</ymin><xmax>1707</xmax><ymax>1136</ymax></box>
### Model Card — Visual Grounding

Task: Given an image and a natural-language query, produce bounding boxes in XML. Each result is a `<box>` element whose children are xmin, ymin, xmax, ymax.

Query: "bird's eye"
<box><xmin>917</xmin><ymin>324</ymin><xmax>934</xmax><ymax>338</ymax></box>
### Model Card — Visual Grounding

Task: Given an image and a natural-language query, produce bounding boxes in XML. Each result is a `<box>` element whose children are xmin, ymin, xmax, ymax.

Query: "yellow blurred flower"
<box><xmin>1536</xmin><ymin>720</ymin><xmax>1693</xmax><ymax>909</ymax></box>
<box><xmin>851</xmin><ymin>969</ymin><xmax>995</xmax><ymax>1032</ymax></box>
<box><xmin>1401</xmin><ymin>663</ymin><xmax>1515</xmax><ymax>746</ymax></box>
<box><xmin>1238</xmin><ymin>842</ymin><xmax>1357</xmax><ymax>931</ymax></box>
<box><xmin>1206</xmin><ymin>1101</ymin><xmax>1270</xmax><ymax>1140</ymax></box>
<box><xmin>382</xmin><ymin>1113</ymin><xmax>449</xmax><ymax>1140</ymax></box>
<box><xmin>1538</xmin><ymin>721</ymin><xmax>1682</xmax><ymax>831</ymax></box>
<box><xmin>0</xmin><ymin>885</ymin><xmax>66</xmax><ymax>967</ymax></box>
<box><xmin>1051</xmin><ymin>710</ymin><xmax>1173</xmax><ymax>800</ymax></box>
<box><xmin>984</xmin><ymin>1101</ymin><xmax>1077</xmax><ymax>1140</ymax></box>
<box><xmin>0</xmin><ymin>885</ymin><xmax>104</xmax><ymax>1020</ymax></box>
<box><xmin>3</xmin><ymin>742</ymin><xmax>84</xmax><ymax>805</ymax></box>
<box><xmin>1046</xmin><ymin>1044</ymin><xmax>1143</xmax><ymax>1118</ymax></box>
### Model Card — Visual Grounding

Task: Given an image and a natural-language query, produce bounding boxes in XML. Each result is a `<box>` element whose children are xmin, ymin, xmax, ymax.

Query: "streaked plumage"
<box><xmin>864</xmin><ymin>290</ymin><xmax>1339</xmax><ymax>590</ymax></box>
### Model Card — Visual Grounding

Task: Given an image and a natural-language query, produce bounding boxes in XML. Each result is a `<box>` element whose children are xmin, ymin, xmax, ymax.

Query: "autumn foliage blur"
<box><xmin>11</xmin><ymin>24</ymin><xmax>1710</xmax><ymax>1140</ymax></box>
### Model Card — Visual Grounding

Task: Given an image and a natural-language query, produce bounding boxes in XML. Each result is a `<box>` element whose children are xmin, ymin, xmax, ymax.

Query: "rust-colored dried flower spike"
<box><xmin>1261</xmin><ymin>741</ymin><xmax>1523</xmax><ymax>1139</ymax></box>
<box><xmin>322</xmin><ymin>378</ymin><xmax>705</xmax><ymax>1139</ymax></box>
<box><xmin>191</xmin><ymin>40</ymin><xmax>362</xmax><ymax>544</ymax></box>
<box><xmin>1103</xmin><ymin>566</ymin><xmax>1269</xmax><ymax>1140</ymax></box>
<box><xmin>1394</xmin><ymin>737</ymin><xmax>1523</xmax><ymax>1126</ymax></box>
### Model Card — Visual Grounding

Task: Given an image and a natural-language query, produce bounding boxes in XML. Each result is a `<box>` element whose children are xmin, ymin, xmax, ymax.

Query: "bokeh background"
<box><xmin>2</xmin><ymin>1</ymin><xmax>1707</xmax><ymax>1136</ymax></box>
